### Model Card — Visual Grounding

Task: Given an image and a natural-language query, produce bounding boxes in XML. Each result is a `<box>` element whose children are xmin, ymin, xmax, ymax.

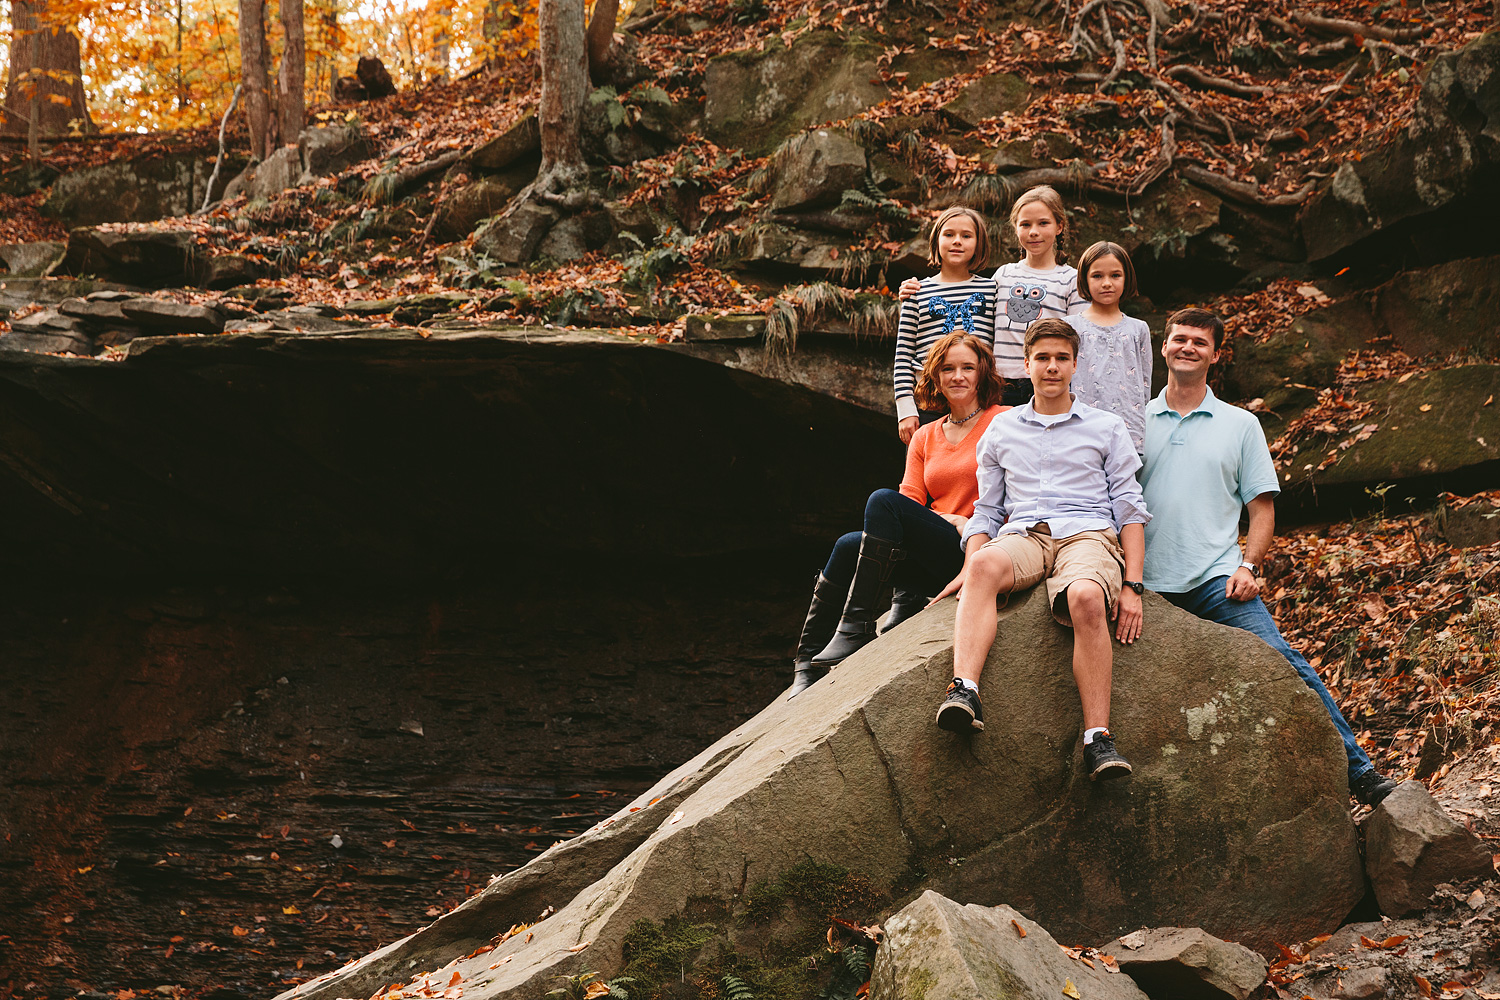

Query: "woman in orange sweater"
<box><xmin>789</xmin><ymin>332</ymin><xmax>1008</xmax><ymax>697</ymax></box>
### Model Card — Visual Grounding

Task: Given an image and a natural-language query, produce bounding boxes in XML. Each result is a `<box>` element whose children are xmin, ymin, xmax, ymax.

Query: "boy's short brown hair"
<box><xmin>1164</xmin><ymin>307</ymin><xmax>1226</xmax><ymax>349</ymax></box>
<box><xmin>925</xmin><ymin>205</ymin><xmax>991</xmax><ymax>272</ymax></box>
<box><xmin>1024</xmin><ymin>317</ymin><xmax>1079</xmax><ymax>357</ymax></box>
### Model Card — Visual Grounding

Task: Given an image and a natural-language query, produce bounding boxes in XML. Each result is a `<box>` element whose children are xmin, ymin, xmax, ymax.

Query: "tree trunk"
<box><xmin>429</xmin><ymin>4</ymin><xmax>452</xmax><ymax>82</ymax></box>
<box><xmin>1</xmin><ymin>0</ymin><xmax>95</xmax><ymax>138</ymax></box>
<box><xmin>480</xmin><ymin>0</ymin><xmax>514</xmax><ymax>63</ymax></box>
<box><xmin>536</xmin><ymin>0</ymin><xmax>587</xmax><ymax>191</ymax></box>
<box><xmin>239</xmin><ymin>0</ymin><xmax>274</xmax><ymax>159</ymax></box>
<box><xmin>278</xmin><ymin>0</ymin><xmax>306</xmax><ymax>142</ymax></box>
<box><xmin>310</xmin><ymin>0</ymin><xmax>339</xmax><ymax>101</ymax></box>
<box><xmin>586</xmin><ymin>0</ymin><xmax>619</xmax><ymax>84</ymax></box>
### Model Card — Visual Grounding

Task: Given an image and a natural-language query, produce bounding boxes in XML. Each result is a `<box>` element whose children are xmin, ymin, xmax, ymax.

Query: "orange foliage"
<box><xmin>0</xmin><ymin>0</ymin><xmax>547</xmax><ymax>132</ymax></box>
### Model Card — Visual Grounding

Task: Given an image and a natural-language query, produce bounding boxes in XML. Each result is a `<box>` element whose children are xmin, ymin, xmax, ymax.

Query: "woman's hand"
<box><xmin>938</xmin><ymin>513</ymin><xmax>969</xmax><ymax>535</ymax></box>
<box><xmin>897</xmin><ymin>278</ymin><xmax>921</xmax><ymax>301</ymax></box>
<box><xmin>898</xmin><ymin>415</ymin><xmax>919</xmax><ymax>444</ymax></box>
<box><xmin>1113</xmin><ymin>588</ymin><xmax>1143</xmax><ymax>644</ymax></box>
<box><xmin>927</xmin><ymin>568</ymin><xmax>965</xmax><ymax>608</ymax></box>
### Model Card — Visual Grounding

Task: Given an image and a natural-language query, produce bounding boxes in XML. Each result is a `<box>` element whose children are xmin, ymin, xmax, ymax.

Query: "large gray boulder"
<box><xmin>0</xmin><ymin>241</ymin><xmax>65</xmax><ymax>277</ymax></box>
<box><xmin>703</xmin><ymin>31</ymin><xmax>889</xmax><ymax>154</ymax></box>
<box><xmin>1363</xmin><ymin>780</ymin><xmax>1493</xmax><ymax>915</ymax></box>
<box><xmin>1372</xmin><ymin>254</ymin><xmax>1500</xmax><ymax>360</ymax></box>
<box><xmin>277</xmin><ymin>587</ymin><xmax>1365</xmax><ymax>1000</ymax></box>
<box><xmin>768</xmin><ymin>129</ymin><xmax>867</xmax><ymax>212</ymax></box>
<box><xmin>1299</xmin><ymin>31</ymin><xmax>1500</xmax><ymax>262</ymax></box>
<box><xmin>1102</xmin><ymin>927</ymin><xmax>1269</xmax><ymax>1000</ymax></box>
<box><xmin>871</xmin><ymin>891</ymin><xmax>1151</xmax><ymax>1000</ymax></box>
<box><xmin>43</xmin><ymin>149</ymin><xmax>242</xmax><ymax>226</ymax></box>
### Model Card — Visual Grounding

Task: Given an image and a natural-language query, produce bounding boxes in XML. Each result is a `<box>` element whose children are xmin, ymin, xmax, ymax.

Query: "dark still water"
<box><xmin>0</xmin><ymin>566</ymin><xmax>810</xmax><ymax>999</ymax></box>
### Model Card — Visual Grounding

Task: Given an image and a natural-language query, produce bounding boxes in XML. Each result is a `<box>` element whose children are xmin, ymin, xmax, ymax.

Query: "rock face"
<box><xmin>941</xmin><ymin>72</ymin><xmax>1032</xmax><ymax>127</ymax></box>
<box><xmin>43</xmin><ymin>149</ymin><xmax>242</xmax><ymax>226</ymax></box>
<box><xmin>1103</xmin><ymin>927</ymin><xmax>1269</xmax><ymax>1000</ymax></box>
<box><xmin>0</xmin><ymin>241</ymin><xmax>65</xmax><ymax>277</ymax></box>
<box><xmin>1299</xmin><ymin>31</ymin><xmax>1500</xmax><ymax>263</ymax></box>
<box><xmin>1363</xmin><ymin>780</ymin><xmax>1493</xmax><ymax>916</ymax></box>
<box><xmin>277</xmin><ymin>587</ymin><xmax>1364</xmax><ymax>1000</ymax></box>
<box><xmin>870</xmin><ymin>891</ymin><xmax>1151</xmax><ymax>1000</ymax></box>
<box><xmin>0</xmin><ymin>327</ymin><xmax>900</xmax><ymax>578</ymax></box>
<box><xmin>59</xmin><ymin>227</ymin><xmax>197</xmax><ymax>287</ymax></box>
<box><xmin>1372</xmin><ymin>254</ymin><xmax>1500</xmax><ymax>360</ymax></box>
<box><xmin>769</xmin><ymin>129</ymin><xmax>867</xmax><ymax>212</ymax></box>
<box><xmin>703</xmin><ymin>32</ymin><xmax>889</xmax><ymax>154</ymax></box>
<box><xmin>224</xmin><ymin>126</ymin><xmax>375</xmax><ymax>202</ymax></box>
<box><xmin>1285</xmin><ymin>366</ymin><xmax>1500</xmax><ymax>495</ymax></box>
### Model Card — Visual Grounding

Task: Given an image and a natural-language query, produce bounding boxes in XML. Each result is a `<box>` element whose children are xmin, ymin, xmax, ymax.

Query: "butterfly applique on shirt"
<box><xmin>928</xmin><ymin>292</ymin><xmax>988</xmax><ymax>334</ymax></box>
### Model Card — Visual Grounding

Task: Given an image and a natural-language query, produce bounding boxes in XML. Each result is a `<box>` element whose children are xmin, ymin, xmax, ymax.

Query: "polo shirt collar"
<box><xmin>1148</xmin><ymin>384</ymin><xmax>1218</xmax><ymax>419</ymax></box>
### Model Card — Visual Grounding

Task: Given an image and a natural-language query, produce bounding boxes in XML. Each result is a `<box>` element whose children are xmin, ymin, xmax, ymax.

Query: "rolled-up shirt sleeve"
<box><xmin>961</xmin><ymin>433</ymin><xmax>1008</xmax><ymax>548</ymax></box>
<box><xmin>1104</xmin><ymin>420</ymin><xmax>1151</xmax><ymax>530</ymax></box>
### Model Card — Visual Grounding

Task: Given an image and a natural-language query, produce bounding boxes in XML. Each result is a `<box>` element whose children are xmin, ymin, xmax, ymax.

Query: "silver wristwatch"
<box><xmin>1240</xmin><ymin>560</ymin><xmax>1258</xmax><ymax>574</ymax></box>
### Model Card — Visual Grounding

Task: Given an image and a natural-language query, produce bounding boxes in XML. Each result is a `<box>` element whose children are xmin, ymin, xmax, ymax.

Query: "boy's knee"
<box><xmin>969</xmin><ymin>548</ymin><xmax>1012</xmax><ymax>589</ymax></box>
<box><xmin>1066</xmin><ymin>580</ymin><xmax>1107</xmax><ymax>620</ymax></box>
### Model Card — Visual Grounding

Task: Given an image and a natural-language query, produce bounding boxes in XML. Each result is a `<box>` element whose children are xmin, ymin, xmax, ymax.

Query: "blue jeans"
<box><xmin>823</xmin><ymin>489</ymin><xmax>964</xmax><ymax>600</ymax></box>
<box><xmin>1160</xmin><ymin>576</ymin><xmax>1373</xmax><ymax>782</ymax></box>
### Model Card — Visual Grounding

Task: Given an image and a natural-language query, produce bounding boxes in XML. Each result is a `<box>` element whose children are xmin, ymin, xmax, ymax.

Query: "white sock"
<box><xmin>955</xmin><ymin>677</ymin><xmax>979</xmax><ymax>693</ymax></box>
<box><xmin>1084</xmin><ymin>727</ymin><xmax>1108</xmax><ymax>745</ymax></box>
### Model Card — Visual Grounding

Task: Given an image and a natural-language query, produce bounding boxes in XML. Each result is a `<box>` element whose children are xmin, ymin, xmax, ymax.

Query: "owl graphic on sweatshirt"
<box><xmin>1006</xmin><ymin>283</ymin><xmax>1047</xmax><ymax>325</ymax></box>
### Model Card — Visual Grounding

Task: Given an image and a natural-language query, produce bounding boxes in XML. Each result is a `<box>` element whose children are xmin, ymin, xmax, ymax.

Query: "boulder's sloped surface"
<box><xmin>1102</xmin><ymin>927</ymin><xmax>1269</xmax><ymax>1000</ymax></box>
<box><xmin>1363</xmin><ymin>780</ymin><xmax>1493</xmax><ymax>915</ymax></box>
<box><xmin>278</xmin><ymin>588</ymin><xmax>1364</xmax><ymax>1000</ymax></box>
<box><xmin>870</xmin><ymin>890</ymin><xmax>1151</xmax><ymax>1000</ymax></box>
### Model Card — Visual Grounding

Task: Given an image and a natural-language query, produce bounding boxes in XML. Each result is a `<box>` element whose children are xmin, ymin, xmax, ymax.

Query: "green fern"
<box><xmin>817</xmin><ymin>945</ymin><xmax>874</xmax><ymax>1000</ymax></box>
<box><xmin>721</xmin><ymin>973</ymin><xmax>756</xmax><ymax>1000</ymax></box>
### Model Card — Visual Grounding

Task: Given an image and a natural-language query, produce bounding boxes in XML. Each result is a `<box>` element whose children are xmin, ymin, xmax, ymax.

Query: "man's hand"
<box><xmin>897</xmin><ymin>277</ymin><xmax>921</xmax><ymax>301</ymax></box>
<box><xmin>937</xmin><ymin>512</ymin><xmax>969</xmax><ymax>535</ymax></box>
<box><xmin>1225</xmin><ymin>567</ymin><xmax>1261</xmax><ymax>602</ymax></box>
<box><xmin>927</xmin><ymin>568</ymin><xmax>965</xmax><ymax>607</ymax></box>
<box><xmin>1113</xmin><ymin>588</ymin><xmax>1143</xmax><ymax>644</ymax></box>
<box><xmin>898</xmin><ymin>415</ymin><xmax>919</xmax><ymax>444</ymax></box>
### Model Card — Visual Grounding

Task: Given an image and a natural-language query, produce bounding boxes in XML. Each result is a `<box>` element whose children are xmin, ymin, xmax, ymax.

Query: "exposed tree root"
<box><xmin>1179</xmin><ymin>164</ymin><xmax>1315</xmax><ymax>206</ymax></box>
<box><xmin>1288</xmin><ymin>9</ymin><xmax>1432</xmax><ymax>42</ymax></box>
<box><xmin>1164</xmin><ymin>64</ymin><xmax>1273</xmax><ymax>98</ymax></box>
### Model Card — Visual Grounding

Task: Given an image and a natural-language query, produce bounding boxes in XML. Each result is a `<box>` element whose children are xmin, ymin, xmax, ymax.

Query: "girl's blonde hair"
<box><xmin>1007</xmin><ymin>185</ymin><xmax>1069</xmax><ymax>263</ymax></box>
<box><xmin>1076</xmin><ymin>240</ymin><xmax>1138</xmax><ymax>301</ymax></box>
<box><xmin>925</xmin><ymin>206</ymin><xmax>990</xmax><ymax>272</ymax></box>
<box><xmin>915</xmin><ymin>331</ymin><xmax>1005</xmax><ymax>411</ymax></box>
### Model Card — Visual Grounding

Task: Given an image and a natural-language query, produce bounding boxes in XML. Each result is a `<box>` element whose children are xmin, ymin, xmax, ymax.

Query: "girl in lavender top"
<box><xmin>1065</xmin><ymin>241</ymin><xmax>1153</xmax><ymax>455</ymax></box>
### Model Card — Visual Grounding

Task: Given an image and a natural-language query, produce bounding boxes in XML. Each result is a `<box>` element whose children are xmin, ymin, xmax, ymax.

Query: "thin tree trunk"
<box><xmin>536</xmin><ymin>0</ymin><xmax>587</xmax><ymax>191</ymax></box>
<box><xmin>311</xmin><ymin>0</ymin><xmax>339</xmax><ymax>99</ymax></box>
<box><xmin>586</xmin><ymin>0</ymin><xmax>618</xmax><ymax>84</ymax></box>
<box><xmin>480</xmin><ymin>0</ymin><xmax>512</xmax><ymax>63</ymax></box>
<box><xmin>429</xmin><ymin>3</ymin><xmax>452</xmax><ymax>82</ymax></box>
<box><xmin>1</xmin><ymin>0</ymin><xmax>95</xmax><ymax>138</ymax></box>
<box><xmin>239</xmin><ymin>0</ymin><xmax>273</xmax><ymax>159</ymax></box>
<box><xmin>278</xmin><ymin>0</ymin><xmax>306</xmax><ymax>142</ymax></box>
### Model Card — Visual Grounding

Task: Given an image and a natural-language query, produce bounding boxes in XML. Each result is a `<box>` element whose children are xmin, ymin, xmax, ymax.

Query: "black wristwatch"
<box><xmin>1124</xmin><ymin>580</ymin><xmax>1145</xmax><ymax>595</ymax></box>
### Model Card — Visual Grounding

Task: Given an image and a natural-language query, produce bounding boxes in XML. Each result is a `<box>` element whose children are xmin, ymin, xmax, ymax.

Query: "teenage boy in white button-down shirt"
<box><xmin>928</xmin><ymin>318</ymin><xmax>1151</xmax><ymax>780</ymax></box>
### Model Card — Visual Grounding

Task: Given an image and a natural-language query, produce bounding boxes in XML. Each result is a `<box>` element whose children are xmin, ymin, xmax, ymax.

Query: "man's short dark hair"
<box><xmin>1024</xmin><ymin>317</ymin><xmax>1079</xmax><ymax>357</ymax></box>
<box><xmin>1165</xmin><ymin>307</ymin><xmax>1226</xmax><ymax>350</ymax></box>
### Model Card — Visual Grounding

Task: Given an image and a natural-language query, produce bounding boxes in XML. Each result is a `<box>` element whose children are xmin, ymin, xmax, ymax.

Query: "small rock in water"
<box><xmin>399</xmin><ymin>720</ymin><xmax>424</xmax><ymax>737</ymax></box>
<box><xmin>330</xmin><ymin>834</ymin><xmax>344</xmax><ymax>849</ymax></box>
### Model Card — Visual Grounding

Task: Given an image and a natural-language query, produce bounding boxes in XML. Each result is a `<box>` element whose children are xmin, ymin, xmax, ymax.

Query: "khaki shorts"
<box><xmin>982</xmin><ymin>525</ymin><xmax>1125</xmax><ymax>626</ymax></box>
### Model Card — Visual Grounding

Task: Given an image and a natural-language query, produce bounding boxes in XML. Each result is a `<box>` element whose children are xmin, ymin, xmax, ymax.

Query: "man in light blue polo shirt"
<box><xmin>1141</xmin><ymin>307</ymin><xmax>1397</xmax><ymax>806</ymax></box>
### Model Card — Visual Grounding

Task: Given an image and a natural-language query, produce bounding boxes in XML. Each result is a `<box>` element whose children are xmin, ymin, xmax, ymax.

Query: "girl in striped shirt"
<box><xmin>893</xmin><ymin>206</ymin><xmax>998</xmax><ymax>444</ymax></box>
